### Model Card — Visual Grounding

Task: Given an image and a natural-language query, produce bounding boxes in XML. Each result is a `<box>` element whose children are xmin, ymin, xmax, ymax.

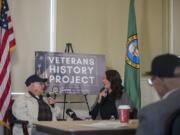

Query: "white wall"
<box><xmin>173</xmin><ymin>0</ymin><xmax>180</xmax><ymax>54</ymax></box>
<box><xmin>9</xmin><ymin>0</ymin><xmax>51</xmax><ymax>92</ymax></box>
<box><xmin>56</xmin><ymin>0</ymin><xmax>170</xmax><ymax>75</ymax></box>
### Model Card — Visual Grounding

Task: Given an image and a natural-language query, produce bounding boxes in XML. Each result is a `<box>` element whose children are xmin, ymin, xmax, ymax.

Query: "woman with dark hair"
<box><xmin>89</xmin><ymin>69</ymin><xmax>136</xmax><ymax>120</ymax></box>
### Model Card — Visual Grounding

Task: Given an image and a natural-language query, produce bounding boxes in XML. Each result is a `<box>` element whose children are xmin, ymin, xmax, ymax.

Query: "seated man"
<box><xmin>136</xmin><ymin>54</ymin><xmax>180</xmax><ymax>135</ymax></box>
<box><xmin>12</xmin><ymin>74</ymin><xmax>61</xmax><ymax>135</ymax></box>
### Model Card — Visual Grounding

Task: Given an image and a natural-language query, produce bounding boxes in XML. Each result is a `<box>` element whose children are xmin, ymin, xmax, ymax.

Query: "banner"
<box><xmin>35</xmin><ymin>51</ymin><xmax>105</xmax><ymax>95</ymax></box>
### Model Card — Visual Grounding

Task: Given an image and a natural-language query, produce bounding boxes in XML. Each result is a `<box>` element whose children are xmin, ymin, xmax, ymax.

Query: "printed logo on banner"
<box><xmin>35</xmin><ymin>51</ymin><xmax>105</xmax><ymax>95</ymax></box>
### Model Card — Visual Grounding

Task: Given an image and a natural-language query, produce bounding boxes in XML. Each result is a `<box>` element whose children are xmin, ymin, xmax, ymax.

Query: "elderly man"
<box><xmin>12</xmin><ymin>74</ymin><xmax>61</xmax><ymax>135</ymax></box>
<box><xmin>136</xmin><ymin>54</ymin><xmax>180</xmax><ymax>135</ymax></box>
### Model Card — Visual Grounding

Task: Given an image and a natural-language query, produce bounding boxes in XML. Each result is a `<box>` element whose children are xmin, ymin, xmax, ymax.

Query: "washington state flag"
<box><xmin>124</xmin><ymin>0</ymin><xmax>141</xmax><ymax>110</ymax></box>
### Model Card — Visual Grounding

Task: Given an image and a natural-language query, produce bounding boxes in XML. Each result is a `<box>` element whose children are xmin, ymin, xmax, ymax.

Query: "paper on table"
<box><xmin>79</xmin><ymin>121</ymin><xmax>128</xmax><ymax>129</ymax></box>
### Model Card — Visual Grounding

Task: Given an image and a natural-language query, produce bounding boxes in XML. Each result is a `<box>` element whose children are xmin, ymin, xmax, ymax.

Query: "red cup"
<box><xmin>118</xmin><ymin>105</ymin><xmax>130</xmax><ymax>124</ymax></box>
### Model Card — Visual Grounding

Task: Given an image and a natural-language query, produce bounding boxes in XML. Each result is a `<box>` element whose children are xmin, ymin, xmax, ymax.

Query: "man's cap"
<box><xmin>145</xmin><ymin>54</ymin><xmax>180</xmax><ymax>77</ymax></box>
<box><xmin>25</xmin><ymin>74</ymin><xmax>48</xmax><ymax>87</ymax></box>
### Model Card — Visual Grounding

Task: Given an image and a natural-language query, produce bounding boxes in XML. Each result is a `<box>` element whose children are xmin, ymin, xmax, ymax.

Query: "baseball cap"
<box><xmin>145</xmin><ymin>54</ymin><xmax>180</xmax><ymax>77</ymax></box>
<box><xmin>25</xmin><ymin>74</ymin><xmax>48</xmax><ymax>87</ymax></box>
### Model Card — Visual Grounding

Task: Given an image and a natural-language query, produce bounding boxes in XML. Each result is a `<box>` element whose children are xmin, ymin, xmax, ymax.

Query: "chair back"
<box><xmin>9</xmin><ymin>100</ymin><xmax>29</xmax><ymax>135</ymax></box>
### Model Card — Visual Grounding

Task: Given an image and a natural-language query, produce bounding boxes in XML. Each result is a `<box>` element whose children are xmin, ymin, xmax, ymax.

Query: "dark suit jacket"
<box><xmin>136</xmin><ymin>89</ymin><xmax>180</xmax><ymax>135</ymax></box>
<box><xmin>89</xmin><ymin>91</ymin><xmax>134</xmax><ymax>120</ymax></box>
<box><xmin>167</xmin><ymin>109</ymin><xmax>180</xmax><ymax>135</ymax></box>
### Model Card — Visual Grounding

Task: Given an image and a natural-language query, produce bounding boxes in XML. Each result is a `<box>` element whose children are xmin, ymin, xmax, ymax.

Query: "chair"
<box><xmin>166</xmin><ymin>109</ymin><xmax>180</xmax><ymax>135</ymax></box>
<box><xmin>8</xmin><ymin>101</ymin><xmax>29</xmax><ymax>135</ymax></box>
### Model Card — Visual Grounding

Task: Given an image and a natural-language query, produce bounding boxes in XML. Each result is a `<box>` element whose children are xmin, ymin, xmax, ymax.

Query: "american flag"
<box><xmin>0</xmin><ymin>0</ymin><xmax>16</xmax><ymax>127</ymax></box>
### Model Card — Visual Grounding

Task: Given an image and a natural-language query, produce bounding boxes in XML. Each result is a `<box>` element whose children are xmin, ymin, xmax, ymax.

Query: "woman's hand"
<box><xmin>97</xmin><ymin>89</ymin><xmax>108</xmax><ymax>103</ymax></box>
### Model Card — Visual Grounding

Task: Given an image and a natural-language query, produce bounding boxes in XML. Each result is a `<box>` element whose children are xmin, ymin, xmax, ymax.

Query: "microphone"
<box><xmin>66</xmin><ymin>108</ymin><xmax>82</xmax><ymax>120</ymax></box>
<box><xmin>46</xmin><ymin>93</ymin><xmax>55</xmax><ymax>108</ymax></box>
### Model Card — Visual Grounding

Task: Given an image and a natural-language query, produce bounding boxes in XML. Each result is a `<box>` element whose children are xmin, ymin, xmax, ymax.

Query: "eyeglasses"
<box><xmin>147</xmin><ymin>78</ymin><xmax>153</xmax><ymax>86</ymax></box>
<box><xmin>147</xmin><ymin>73</ymin><xmax>180</xmax><ymax>86</ymax></box>
<box><xmin>147</xmin><ymin>76</ymin><xmax>155</xmax><ymax>86</ymax></box>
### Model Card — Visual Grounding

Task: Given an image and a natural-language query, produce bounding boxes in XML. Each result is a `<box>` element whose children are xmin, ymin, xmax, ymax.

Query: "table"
<box><xmin>33</xmin><ymin>120</ymin><xmax>138</xmax><ymax>135</ymax></box>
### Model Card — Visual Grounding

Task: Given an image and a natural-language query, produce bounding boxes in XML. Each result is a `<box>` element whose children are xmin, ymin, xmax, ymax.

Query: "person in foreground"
<box><xmin>89</xmin><ymin>69</ymin><xmax>137</xmax><ymax>120</ymax></box>
<box><xmin>12</xmin><ymin>74</ymin><xmax>61</xmax><ymax>135</ymax></box>
<box><xmin>136</xmin><ymin>54</ymin><xmax>180</xmax><ymax>135</ymax></box>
